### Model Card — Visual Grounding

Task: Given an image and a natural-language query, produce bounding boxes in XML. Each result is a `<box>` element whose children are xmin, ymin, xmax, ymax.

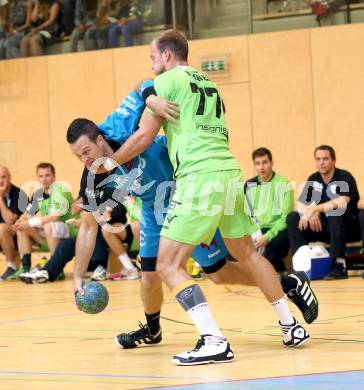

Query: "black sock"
<box><xmin>22</xmin><ymin>254</ymin><xmax>31</xmax><ymax>272</ymax></box>
<box><xmin>145</xmin><ymin>311</ymin><xmax>161</xmax><ymax>336</ymax></box>
<box><xmin>280</xmin><ymin>275</ymin><xmax>298</xmax><ymax>294</ymax></box>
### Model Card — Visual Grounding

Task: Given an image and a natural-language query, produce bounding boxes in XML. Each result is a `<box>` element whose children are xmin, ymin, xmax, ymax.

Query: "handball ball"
<box><xmin>76</xmin><ymin>281</ymin><xmax>109</xmax><ymax>314</ymax></box>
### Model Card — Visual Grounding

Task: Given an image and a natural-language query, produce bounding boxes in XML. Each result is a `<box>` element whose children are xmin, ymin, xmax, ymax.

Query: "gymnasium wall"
<box><xmin>0</xmin><ymin>23</ymin><xmax>363</xmax><ymax>197</ymax></box>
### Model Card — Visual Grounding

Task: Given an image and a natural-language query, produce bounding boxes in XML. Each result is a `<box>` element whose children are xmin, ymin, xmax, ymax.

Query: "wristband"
<box><xmin>29</xmin><ymin>217</ymin><xmax>43</xmax><ymax>228</ymax></box>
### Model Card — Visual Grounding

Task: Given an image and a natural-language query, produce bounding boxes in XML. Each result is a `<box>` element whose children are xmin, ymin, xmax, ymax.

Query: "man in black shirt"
<box><xmin>287</xmin><ymin>145</ymin><xmax>361</xmax><ymax>280</ymax></box>
<box><xmin>0</xmin><ymin>166</ymin><xmax>28</xmax><ymax>280</ymax></box>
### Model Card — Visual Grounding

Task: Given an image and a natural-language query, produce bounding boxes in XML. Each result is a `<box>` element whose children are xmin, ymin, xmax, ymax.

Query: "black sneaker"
<box><xmin>172</xmin><ymin>335</ymin><xmax>234</xmax><ymax>366</ymax></box>
<box><xmin>286</xmin><ymin>271</ymin><xmax>319</xmax><ymax>324</ymax></box>
<box><xmin>324</xmin><ymin>264</ymin><xmax>348</xmax><ymax>280</ymax></box>
<box><xmin>280</xmin><ymin>318</ymin><xmax>310</xmax><ymax>347</ymax></box>
<box><xmin>0</xmin><ymin>267</ymin><xmax>17</xmax><ymax>281</ymax></box>
<box><xmin>115</xmin><ymin>322</ymin><xmax>162</xmax><ymax>349</ymax></box>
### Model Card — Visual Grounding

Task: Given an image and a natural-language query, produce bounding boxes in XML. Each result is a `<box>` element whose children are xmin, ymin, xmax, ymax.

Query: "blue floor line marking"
<box><xmin>143</xmin><ymin>370</ymin><xmax>364</xmax><ymax>390</ymax></box>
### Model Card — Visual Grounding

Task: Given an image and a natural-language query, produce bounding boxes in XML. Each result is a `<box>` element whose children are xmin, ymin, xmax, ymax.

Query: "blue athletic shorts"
<box><xmin>140</xmin><ymin>203</ymin><xmax>228</xmax><ymax>269</ymax></box>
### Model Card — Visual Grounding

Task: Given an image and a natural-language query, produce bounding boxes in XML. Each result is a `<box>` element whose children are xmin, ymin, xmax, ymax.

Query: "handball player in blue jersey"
<box><xmin>67</xmin><ymin>79</ymin><xmax>318</xmax><ymax>351</ymax></box>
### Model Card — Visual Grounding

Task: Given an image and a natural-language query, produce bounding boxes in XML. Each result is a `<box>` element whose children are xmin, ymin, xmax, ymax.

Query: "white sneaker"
<box><xmin>91</xmin><ymin>265</ymin><xmax>107</xmax><ymax>281</ymax></box>
<box><xmin>280</xmin><ymin>318</ymin><xmax>310</xmax><ymax>347</ymax></box>
<box><xmin>19</xmin><ymin>270</ymin><xmax>49</xmax><ymax>284</ymax></box>
<box><xmin>172</xmin><ymin>335</ymin><xmax>234</xmax><ymax>366</ymax></box>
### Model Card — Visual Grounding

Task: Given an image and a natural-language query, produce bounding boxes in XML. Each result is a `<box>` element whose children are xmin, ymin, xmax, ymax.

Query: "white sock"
<box><xmin>175</xmin><ymin>283</ymin><xmax>224</xmax><ymax>338</ymax></box>
<box><xmin>187</xmin><ymin>303</ymin><xmax>224</xmax><ymax>337</ymax></box>
<box><xmin>271</xmin><ymin>296</ymin><xmax>294</xmax><ymax>325</ymax></box>
<box><xmin>118</xmin><ymin>253</ymin><xmax>136</xmax><ymax>271</ymax></box>
<box><xmin>7</xmin><ymin>261</ymin><xmax>16</xmax><ymax>270</ymax></box>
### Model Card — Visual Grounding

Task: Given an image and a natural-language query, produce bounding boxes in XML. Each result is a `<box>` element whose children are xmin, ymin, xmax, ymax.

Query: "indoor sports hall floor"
<box><xmin>0</xmin><ymin>268</ymin><xmax>363</xmax><ymax>389</ymax></box>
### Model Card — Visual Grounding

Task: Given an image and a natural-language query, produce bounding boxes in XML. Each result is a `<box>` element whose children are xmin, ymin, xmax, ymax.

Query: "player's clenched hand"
<box><xmin>146</xmin><ymin>95</ymin><xmax>179</xmax><ymax>123</ymax></box>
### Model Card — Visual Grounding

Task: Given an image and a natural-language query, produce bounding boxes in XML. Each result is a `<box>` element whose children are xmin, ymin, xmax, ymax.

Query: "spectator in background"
<box><xmin>69</xmin><ymin>0</ymin><xmax>97</xmax><ymax>52</ymax></box>
<box><xmin>311</xmin><ymin>0</ymin><xmax>359</xmax><ymax>26</ymax></box>
<box><xmin>85</xmin><ymin>0</ymin><xmax>121</xmax><ymax>50</ymax></box>
<box><xmin>287</xmin><ymin>145</ymin><xmax>361</xmax><ymax>280</ymax></box>
<box><xmin>13</xmin><ymin>162</ymin><xmax>77</xmax><ymax>275</ymax></box>
<box><xmin>244</xmin><ymin>148</ymin><xmax>294</xmax><ymax>274</ymax></box>
<box><xmin>20</xmin><ymin>0</ymin><xmax>62</xmax><ymax>57</ymax></box>
<box><xmin>107</xmin><ymin>0</ymin><xmax>143</xmax><ymax>48</ymax></box>
<box><xmin>0</xmin><ymin>166</ymin><xmax>28</xmax><ymax>280</ymax></box>
<box><xmin>2</xmin><ymin>0</ymin><xmax>32</xmax><ymax>59</ymax></box>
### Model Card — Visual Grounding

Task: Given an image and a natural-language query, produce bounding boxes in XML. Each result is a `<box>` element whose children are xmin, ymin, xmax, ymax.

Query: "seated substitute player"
<box><xmin>67</xmin><ymin>80</ymin><xmax>317</xmax><ymax>358</ymax></box>
<box><xmin>245</xmin><ymin>147</ymin><xmax>293</xmax><ymax>274</ymax></box>
<box><xmin>13</xmin><ymin>162</ymin><xmax>78</xmax><ymax>274</ymax></box>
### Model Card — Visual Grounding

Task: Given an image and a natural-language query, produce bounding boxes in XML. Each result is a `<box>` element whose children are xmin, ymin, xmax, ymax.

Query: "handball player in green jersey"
<box><xmin>107</xmin><ymin>30</ymin><xmax>311</xmax><ymax>365</ymax></box>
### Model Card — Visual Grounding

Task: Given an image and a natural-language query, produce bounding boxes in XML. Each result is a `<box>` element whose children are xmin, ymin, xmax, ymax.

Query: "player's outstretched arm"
<box><xmin>110</xmin><ymin>112</ymin><xmax>164</xmax><ymax>167</ymax></box>
<box><xmin>73</xmin><ymin>211</ymin><xmax>98</xmax><ymax>297</ymax></box>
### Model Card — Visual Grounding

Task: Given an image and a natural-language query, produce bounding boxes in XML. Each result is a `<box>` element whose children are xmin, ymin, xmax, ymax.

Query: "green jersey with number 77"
<box><xmin>149</xmin><ymin>65</ymin><xmax>240</xmax><ymax>178</ymax></box>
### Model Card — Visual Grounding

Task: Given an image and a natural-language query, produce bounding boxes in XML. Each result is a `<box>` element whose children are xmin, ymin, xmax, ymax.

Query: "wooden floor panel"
<box><xmin>0</xmin><ymin>265</ymin><xmax>363</xmax><ymax>389</ymax></box>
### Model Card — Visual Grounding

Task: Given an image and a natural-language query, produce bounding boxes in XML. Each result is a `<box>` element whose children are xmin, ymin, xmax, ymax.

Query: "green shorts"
<box><xmin>161</xmin><ymin>170</ymin><xmax>256</xmax><ymax>245</ymax></box>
